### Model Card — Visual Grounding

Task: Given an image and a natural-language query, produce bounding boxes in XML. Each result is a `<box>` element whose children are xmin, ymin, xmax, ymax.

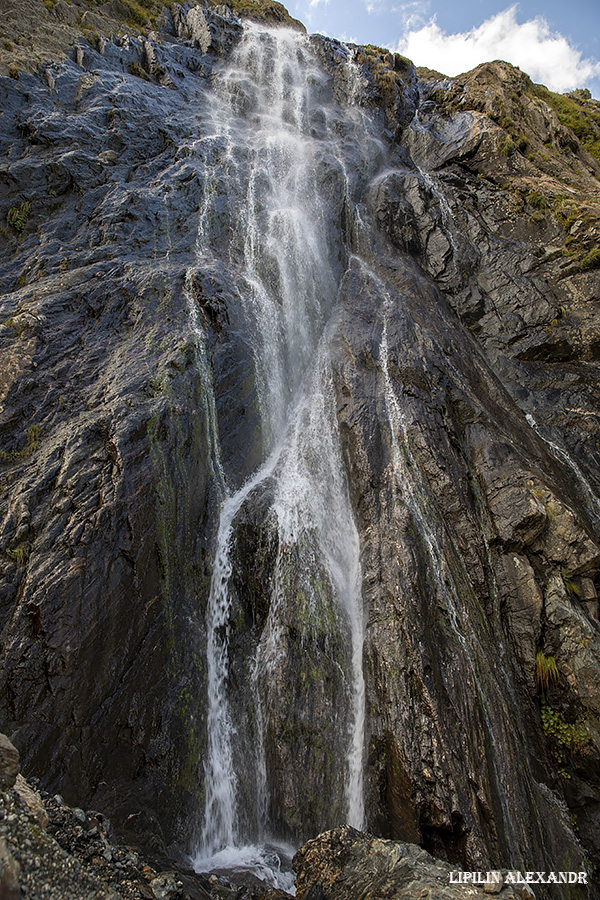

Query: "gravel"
<box><xmin>0</xmin><ymin>776</ymin><xmax>209</xmax><ymax>900</ymax></box>
<box><xmin>0</xmin><ymin>773</ymin><xmax>292</xmax><ymax>900</ymax></box>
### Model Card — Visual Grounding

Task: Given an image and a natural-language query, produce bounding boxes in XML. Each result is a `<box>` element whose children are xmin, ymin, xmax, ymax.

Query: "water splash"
<box><xmin>187</xmin><ymin>23</ymin><xmax>377</xmax><ymax>867</ymax></box>
<box><xmin>193</xmin><ymin>841</ymin><xmax>296</xmax><ymax>894</ymax></box>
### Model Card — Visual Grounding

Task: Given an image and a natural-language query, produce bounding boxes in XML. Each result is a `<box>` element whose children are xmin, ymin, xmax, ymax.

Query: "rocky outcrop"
<box><xmin>0</xmin><ymin>0</ymin><xmax>244</xmax><ymax>852</ymax></box>
<box><xmin>0</xmin><ymin>0</ymin><xmax>301</xmax><ymax>79</ymax></box>
<box><xmin>330</xmin><ymin>243</ymin><xmax>598</xmax><ymax>881</ymax></box>
<box><xmin>1</xmin><ymin>0</ymin><xmax>600</xmax><ymax>895</ymax></box>
<box><xmin>0</xmin><ymin>734</ymin><xmax>223</xmax><ymax>900</ymax></box>
<box><xmin>0</xmin><ymin>733</ymin><xmax>18</xmax><ymax>791</ymax></box>
<box><xmin>343</xmin><ymin>60</ymin><xmax>600</xmax><ymax>879</ymax></box>
<box><xmin>294</xmin><ymin>827</ymin><xmax>542</xmax><ymax>900</ymax></box>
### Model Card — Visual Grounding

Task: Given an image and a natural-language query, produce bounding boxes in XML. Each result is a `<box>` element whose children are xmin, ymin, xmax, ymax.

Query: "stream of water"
<box><xmin>185</xmin><ymin>24</ymin><xmax>379</xmax><ymax>888</ymax></box>
<box><xmin>177</xmin><ymin>17</ymin><xmax>573</xmax><ymax>884</ymax></box>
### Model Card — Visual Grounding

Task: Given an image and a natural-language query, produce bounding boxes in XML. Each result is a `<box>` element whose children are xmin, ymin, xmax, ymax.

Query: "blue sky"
<box><xmin>290</xmin><ymin>0</ymin><xmax>600</xmax><ymax>98</ymax></box>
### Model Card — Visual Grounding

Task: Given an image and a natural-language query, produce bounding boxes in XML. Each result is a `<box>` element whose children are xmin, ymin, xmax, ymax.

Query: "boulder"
<box><xmin>0</xmin><ymin>837</ymin><xmax>20</xmax><ymax>900</ymax></box>
<box><xmin>293</xmin><ymin>827</ymin><xmax>524</xmax><ymax>900</ymax></box>
<box><xmin>14</xmin><ymin>773</ymin><xmax>49</xmax><ymax>828</ymax></box>
<box><xmin>0</xmin><ymin>735</ymin><xmax>19</xmax><ymax>793</ymax></box>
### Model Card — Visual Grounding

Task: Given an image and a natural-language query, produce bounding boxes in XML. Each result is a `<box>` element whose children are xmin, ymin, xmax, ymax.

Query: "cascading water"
<box><xmin>182</xmin><ymin>19</ymin><xmax>555</xmax><ymax>883</ymax></box>
<box><xmin>369</xmin><ymin>264</ymin><xmax>523</xmax><ymax>864</ymax></box>
<box><xmin>186</xmin><ymin>23</ymin><xmax>381</xmax><ymax>887</ymax></box>
<box><xmin>525</xmin><ymin>412</ymin><xmax>600</xmax><ymax>528</ymax></box>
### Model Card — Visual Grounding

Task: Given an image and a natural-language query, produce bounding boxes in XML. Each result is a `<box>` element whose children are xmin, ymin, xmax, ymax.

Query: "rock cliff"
<box><xmin>1</xmin><ymin>0</ymin><xmax>600</xmax><ymax>895</ymax></box>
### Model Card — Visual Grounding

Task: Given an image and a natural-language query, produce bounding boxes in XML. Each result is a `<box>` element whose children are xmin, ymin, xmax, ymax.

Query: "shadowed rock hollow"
<box><xmin>1</xmin><ymin>1</ymin><xmax>600</xmax><ymax>896</ymax></box>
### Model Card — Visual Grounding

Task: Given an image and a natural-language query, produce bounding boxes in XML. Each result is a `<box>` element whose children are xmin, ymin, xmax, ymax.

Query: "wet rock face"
<box><xmin>336</xmin><ymin>62</ymin><xmax>600</xmax><ymax>882</ymax></box>
<box><xmin>331</xmin><ymin>249</ymin><xmax>598</xmax><ymax>879</ymax></box>
<box><xmin>0</xmin><ymin>2</ymin><xmax>238</xmax><ymax>850</ymax></box>
<box><xmin>1</xmin><ymin>0</ymin><xmax>600</xmax><ymax>890</ymax></box>
<box><xmin>293</xmin><ymin>826</ymin><xmax>529</xmax><ymax>900</ymax></box>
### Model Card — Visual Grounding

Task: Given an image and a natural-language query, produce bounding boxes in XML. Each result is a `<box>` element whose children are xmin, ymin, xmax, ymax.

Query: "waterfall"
<box><xmin>267</xmin><ymin>343</ymin><xmax>366</xmax><ymax>830</ymax></box>
<box><xmin>187</xmin><ymin>23</ymin><xmax>379</xmax><ymax>884</ymax></box>
<box><xmin>525</xmin><ymin>413</ymin><xmax>600</xmax><ymax>527</ymax></box>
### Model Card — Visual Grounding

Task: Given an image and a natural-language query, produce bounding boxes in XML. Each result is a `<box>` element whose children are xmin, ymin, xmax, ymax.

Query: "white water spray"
<box><xmin>187</xmin><ymin>23</ymin><xmax>377</xmax><ymax>874</ymax></box>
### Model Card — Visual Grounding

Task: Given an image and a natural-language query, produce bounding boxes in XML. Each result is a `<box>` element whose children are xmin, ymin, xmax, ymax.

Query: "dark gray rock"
<box><xmin>0</xmin><ymin>767</ymin><xmax>223</xmax><ymax>900</ymax></box>
<box><xmin>294</xmin><ymin>826</ymin><xmax>525</xmax><ymax>900</ymax></box>
<box><xmin>0</xmin><ymin>836</ymin><xmax>20</xmax><ymax>900</ymax></box>
<box><xmin>0</xmin><ymin>734</ymin><xmax>19</xmax><ymax>792</ymax></box>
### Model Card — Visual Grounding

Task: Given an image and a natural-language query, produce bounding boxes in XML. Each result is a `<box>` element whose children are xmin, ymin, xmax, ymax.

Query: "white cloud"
<box><xmin>395</xmin><ymin>5</ymin><xmax>600</xmax><ymax>93</ymax></box>
<box><xmin>364</xmin><ymin>0</ymin><xmax>388</xmax><ymax>14</ymax></box>
<box><xmin>392</xmin><ymin>0</ymin><xmax>431</xmax><ymax>30</ymax></box>
<box><xmin>298</xmin><ymin>0</ymin><xmax>329</xmax><ymax>28</ymax></box>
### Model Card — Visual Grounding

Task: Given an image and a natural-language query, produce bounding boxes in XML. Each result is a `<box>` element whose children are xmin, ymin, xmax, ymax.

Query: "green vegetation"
<box><xmin>580</xmin><ymin>247</ymin><xmax>600</xmax><ymax>271</ymax></box>
<box><xmin>392</xmin><ymin>53</ymin><xmax>412</xmax><ymax>75</ymax></box>
<box><xmin>536</xmin><ymin>651</ymin><xmax>559</xmax><ymax>694</ymax></box>
<box><xmin>499</xmin><ymin>135</ymin><xmax>515</xmax><ymax>156</ymax></box>
<box><xmin>128</xmin><ymin>61</ymin><xmax>151</xmax><ymax>81</ymax></box>
<box><xmin>541</xmin><ymin>705</ymin><xmax>590</xmax><ymax>756</ymax></box>
<box><xmin>4</xmin><ymin>543</ymin><xmax>29</xmax><ymax>567</ymax></box>
<box><xmin>78</xmin><ymin>0</ymin><xmax>159</xmax><ymax>29</ymax></box>
<box><xmin>530</xmin><ymin>84</ymin><xmax>600</xmax><ymax>166</ymax></box>
<box><xmin>550</xmin><ymin>197</ymin><xmax>600</xmax><ymax>271</ymax></box>
<box><xmin>25</xmin><ymin>424</ymin><xmax>39</xmax><ymax>452</ymax></box>
<box><xmin>147</xmin><ymin>375</ymin><xmax>167</xmax><ymax>395</ymax></box>
<box><xmin>553</xmin><ymin>196</ymin><xmax>580</xmax><ymax>230</ymax></box>
<box><xmin>69</xmin><ymin>0</ymin><xmax>305</xmax><ymax>29</ymax></box>
<box><xmin>0</xmin><ymin>424</ymin><xmax>40</xmax><ymax>464</ymax></box>
<box><xmin>215</xmin><ymin>0</ymin><xmax>304</xmax><ymax>29</ymax></box>
<box><xmin>526</xmin><ymin>189</ymin><xmax>547</xmax><ymax>211</ymax></box>
<box><xmin>429</xmin><ymin>64</ymin><xmax>600</xmax><ymax>185</ymax></box>
<box><xmin>561</xmin><ymin>566</ymin><xmax>581</xmax><ymax>597</ymax></box>
<box><xmin>514</xmin><ymin>134</ymin><xmax>528</xmax><ymax>152</ymax></box>
<box><xmin>84</xmin><ymin>30</ymin><xmax>101</xmax><ymax>48</ymax></box>
<box><xmin>2</xmin><ymin>314</ymin><xmax>27</xmax><ymax>335</ymax></box>
<box><xmin>6</xmin><ymin>201</ymin><xmax>30</xmax><ymax>233</ymax></box>
<box><xmin>356</xmin><ymin>45</ymin><xmax>413</xmax><ymax>122</ymax></box>
<box><xmin>416</xmin><ymin>65</ymin><xmax>447</xmax><ymax>82</ymax></box>
<box><xmin>121</xmin><ymin>0</ymin><xmax>156</xmax><ymax>29</ymax></box>
<box><xmin>432</xmin><ymin>80</ymin><xmax>533</xmax><ymax>161</ymax></box>
<box><xmin>110</xmin><ymin>0</ymin><xmax>305</xmax><ymax>30</ymax></box>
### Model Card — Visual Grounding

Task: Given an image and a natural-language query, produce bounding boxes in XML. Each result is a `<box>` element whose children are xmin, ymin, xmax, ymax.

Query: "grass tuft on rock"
<box><xmin>6</xmin><ymin>201</ymin><xmax>30</xmax><ymax>233</ymax></box>
<box><xmin>536</xmin><ymin>650</ymin><xmax>559</xmax><ymax>694</ymax></box>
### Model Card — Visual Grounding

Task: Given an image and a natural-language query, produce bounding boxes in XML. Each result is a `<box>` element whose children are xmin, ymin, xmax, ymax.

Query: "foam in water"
<box><xmin>194</xmin><ymin>842</ymin><xmax>296</xmax><ymax>894</ymax></box>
